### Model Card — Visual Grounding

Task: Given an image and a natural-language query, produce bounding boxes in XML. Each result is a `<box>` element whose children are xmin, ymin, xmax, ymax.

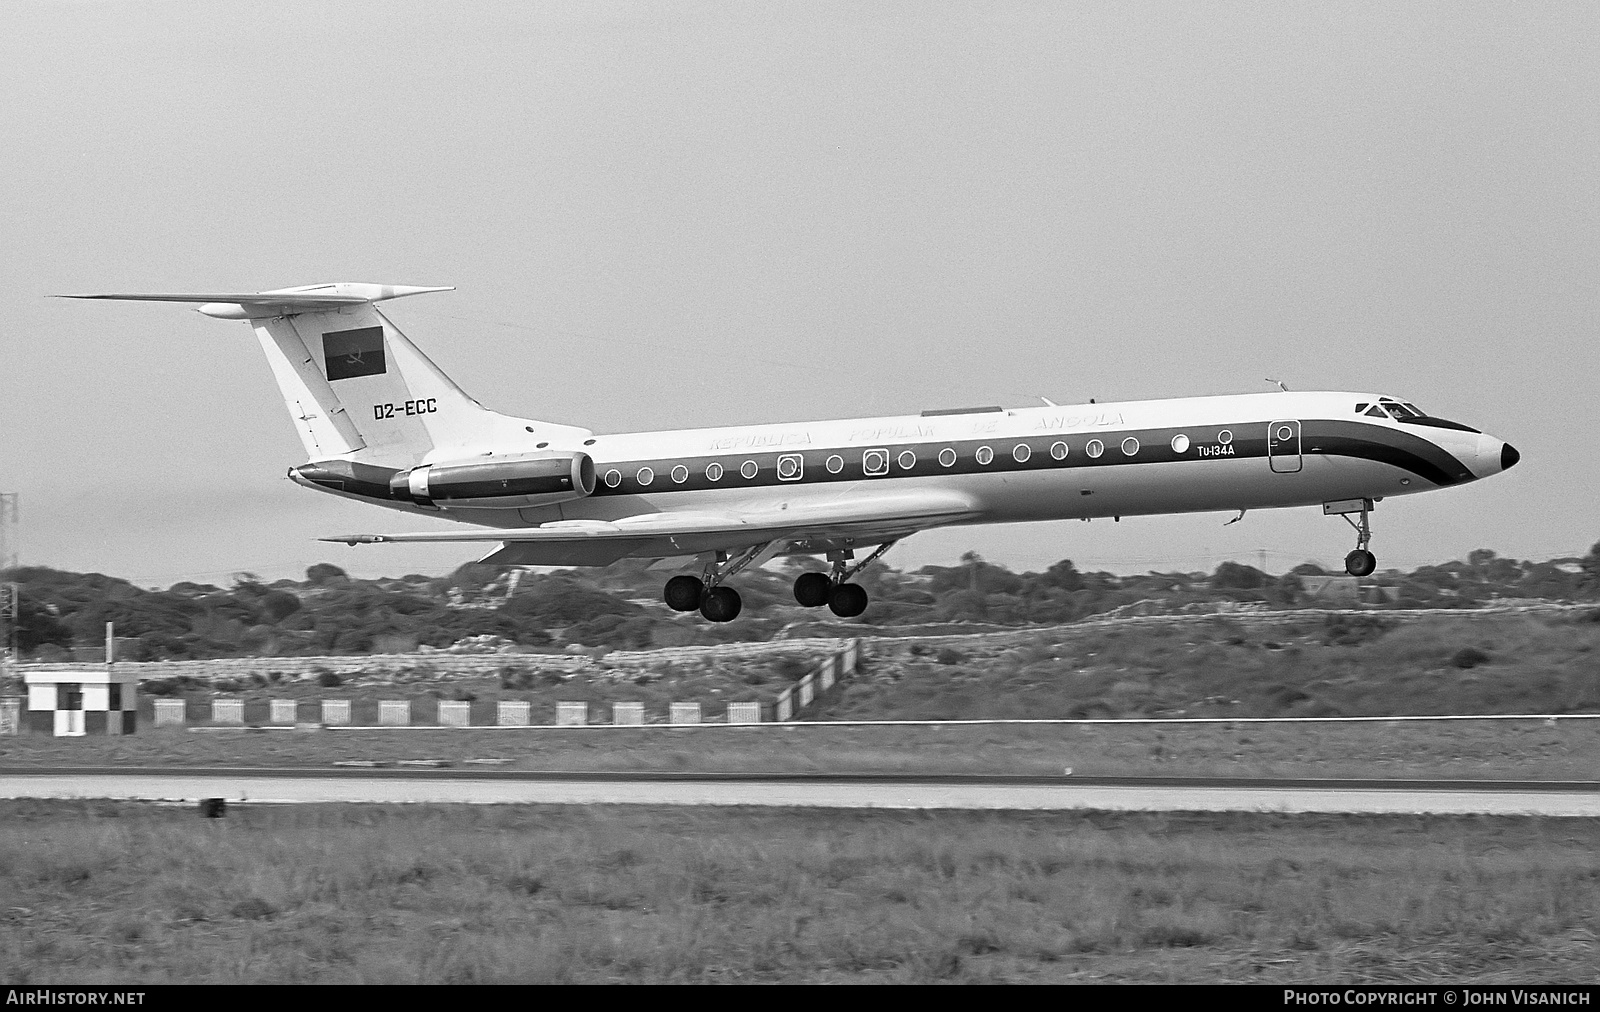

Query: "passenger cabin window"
<box><xmin>706</xmin><ymin>462</ymin><xmax>724</xmax><ymax>481</ymax></box>
<box><xmin>826</xmin><ymin>454</ymin><xmax>844</xmax><ymax>474</ymax></box>
<box><xmin>740</xmin><ymin>460</ymin><xmax>759</xmax><ymax>479</ymax></box>
<box><xmin>604</xmin><ymin>469</ymin><xmax>622</xmax><ymax>488</ymax></box>
<box><xmin>975</xmin><ymin>446</ymin><xmax>994</xmax><ymax>465</ymax></box>
<box><xmin>938</xmin><ymin>447</ymin><xmax>957</xmax><ymax>467</ymax></box>
<box><xmin>671</xmin><ymin>465</ymin><xmax>689</xmax><ymax>484</ymax></box>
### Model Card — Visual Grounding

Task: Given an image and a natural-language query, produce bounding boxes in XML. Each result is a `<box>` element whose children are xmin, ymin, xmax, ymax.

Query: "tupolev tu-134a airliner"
<box><xmin>66</xmin><ymin>283</ymin><xmax>1519</xmax><ymax>622</ymax></box>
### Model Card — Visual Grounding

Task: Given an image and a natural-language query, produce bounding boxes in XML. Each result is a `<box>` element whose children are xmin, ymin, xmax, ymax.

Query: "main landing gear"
<box><xmin>662</xmin><ymin>540</ymin><xmax>897</xmax><ymax>623</ymax></box>
<box><xmin>662</xmin><ymin>543</ymin><xmax>773</xmax><ymax>623</ymax></box>
<box><xmin>1326</xmin><ymin>498</ymin><xmax>1378</xmax><ymax>577</ymax></box>
<box><xmin>791</xmin><ymin>542</ymin><xmax>897</xmax><ymax>619</ymax></box>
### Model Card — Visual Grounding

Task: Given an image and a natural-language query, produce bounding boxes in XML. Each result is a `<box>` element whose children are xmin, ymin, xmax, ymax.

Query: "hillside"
<box><xmin>3</xmin><ymin>543</ymin><xmax>1597</xmax><ymax>668</ymax></box>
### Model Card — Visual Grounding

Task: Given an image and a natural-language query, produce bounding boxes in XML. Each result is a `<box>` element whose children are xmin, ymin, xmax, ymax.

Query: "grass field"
<box><xmin>3</xmin><ymin>719</ymin><xmax>1600</xmax><ymax>781</ymax></box>
<box><xmin>6</xmin><ymin>609</ymin><xmax>1598</xmax><ymax>780</ymax></box>
<box><xmin>2</xmin><ymin>802</ymin><xmax>1596</xmax><ymax>984</ymax></box>
<box><xmin>4</xmin><ymin>610</ymin><xmax>1597</xmax><ymax>984</ymax></box>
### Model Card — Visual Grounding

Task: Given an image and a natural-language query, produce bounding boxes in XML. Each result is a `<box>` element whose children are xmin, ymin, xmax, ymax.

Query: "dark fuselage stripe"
<box><xmin>582</xmin><ymin>420</ymin><xmax>1473</xmax><ymax>497</ymax></box>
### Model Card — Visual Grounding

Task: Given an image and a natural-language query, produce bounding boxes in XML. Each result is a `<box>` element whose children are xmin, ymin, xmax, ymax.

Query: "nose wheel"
<box><xmin>1328</xmin><ymin>498</ymin><xmax>1378</xmax><ymax>576</ymax></box>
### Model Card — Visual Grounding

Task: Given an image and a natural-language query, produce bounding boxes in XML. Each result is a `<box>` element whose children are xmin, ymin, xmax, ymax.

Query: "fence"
<box><xmin>379</xmin><ymin>700</ymin><xmax>411</xmax><ymax>726</ymax></box>
<box><xmin>497</xmin><ymin>700</ymin><xmax>531</xmax><ymax>726</ymax></box>
<box><xmin>27</xmin><ymin>639</ymin><xmax>864</xmax><ymax>731</ymax></box>
<box><xmin>774</xmin><ymin>639</ymin><xmax>860</xmax><ymax>722</ymax></box>
<box><xmin>612</xmin><ymin>701</ymin><xmax>645</xmax><ymax>725</ymax></box>
<box><xmin>669</xmin><ymin>702</ymin><xmax>701</xmax><ymax>725</ymax></box>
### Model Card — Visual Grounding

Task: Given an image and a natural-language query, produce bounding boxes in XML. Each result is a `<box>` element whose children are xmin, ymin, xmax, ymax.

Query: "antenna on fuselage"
<box><xmin>1266</xmin><ymin>378</ymin><xmax>1289</xmax><ymax>392</ymax></box>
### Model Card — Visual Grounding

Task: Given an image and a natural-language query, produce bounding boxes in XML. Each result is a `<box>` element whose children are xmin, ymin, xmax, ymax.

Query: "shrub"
<box><xmin>316</xmin><ymin>669</ymin><xmax>343</xmax><ymax>688</ymax></box>
<box><xmin>1322</xmin><ymin>614</ymin><xmax>1397</xmax><ymax>647</ymax></box>
<box><xmin>229</xmin><ymin>897</ymin><xmax>277</xmax><ymax>920</ymax></box>
<box><xmin>1451</xmin><ymin>647</ymin><xmax>1491</xmax><ymax>669</ymax></box>
<box><xmin>936</xmin><ymin>647</ymin><xmax>966</xmax><ymax>665</ymax></box>
<box><xmin>771</xmin><ymin>657</ymin><xmax>812</xmax><ymax>682</ymax></box>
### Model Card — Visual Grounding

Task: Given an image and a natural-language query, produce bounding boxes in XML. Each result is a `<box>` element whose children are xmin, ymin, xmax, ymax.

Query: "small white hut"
<box><xmin>23</xmin><ymin>666</ymin><xmax>139</xmax><ymax>736</ymax></box>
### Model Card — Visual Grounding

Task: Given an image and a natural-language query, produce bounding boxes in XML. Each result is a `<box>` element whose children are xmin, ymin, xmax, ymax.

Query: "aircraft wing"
<box><xmin>59</xmin><ymin>292</ymin><xmax>368</xmax><ymax>306</ymax></box>
<box><xmin>323</xmin><ymin>491</ymin><xmax>983</xmax><ymax>567</ymax></box>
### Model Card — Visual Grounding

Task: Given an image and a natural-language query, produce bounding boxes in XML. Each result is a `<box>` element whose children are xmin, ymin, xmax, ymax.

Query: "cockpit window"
<box><xmin>1354</xmin><ymin>402</ymin><xmax>1369</xmax><ymax>413</ymax></box>
<box><xmin>1370</xmin><ymin>398</ymin><xmax>1481</xmax><ymax>433</ymax></box>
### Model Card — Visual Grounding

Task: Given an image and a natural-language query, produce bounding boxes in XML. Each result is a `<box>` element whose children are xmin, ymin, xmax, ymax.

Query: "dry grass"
<box><xmin>836</xmin><ymin>611</ymin><xmax>1600</xmax><ymax>720</ymax></box>
<box><xmin>1</xmin><ymin>802</ymin><xmax>1596</xmax><ymax>983</ymax></box>
<box><xmin>5</xmin><ymin>717</ymin><xmax>1600</xmax><ymax>781</ymax></box>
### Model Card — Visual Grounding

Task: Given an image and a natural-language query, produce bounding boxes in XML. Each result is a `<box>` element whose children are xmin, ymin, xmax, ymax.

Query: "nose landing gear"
<box><xmin>1325</xmin><ymin>498</ymin><xmax>1377</xmax><ymax>577</ymax></box>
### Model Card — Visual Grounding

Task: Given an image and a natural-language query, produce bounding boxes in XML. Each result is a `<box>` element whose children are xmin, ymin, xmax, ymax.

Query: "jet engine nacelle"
<box><xmin>390</xmin><ymin>452</ymin><xmax>596</xmax><ymax>509</ymax></box>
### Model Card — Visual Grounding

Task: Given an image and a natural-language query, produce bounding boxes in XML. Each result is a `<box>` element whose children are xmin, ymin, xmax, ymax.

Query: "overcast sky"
<box><xmin>1</xmin><ymin>1</ymin><xmax>1594</xmax><ymax>586</ymax></box>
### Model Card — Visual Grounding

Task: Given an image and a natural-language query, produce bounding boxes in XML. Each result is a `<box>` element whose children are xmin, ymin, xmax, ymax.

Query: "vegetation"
<box><xmin>827</xmin><ymin>609</ymin><xmax>1600</xmax><ymax>721</ymax></box>
<box><xmin>2</xmin><ymin>802</ymin><xmax>1596</xmax><ymax>983</ymax></box>
<box><xmin>5</xmin><ymin>714</ymin><xmax>1600</xmax><ymax>782</ymax></box>
<box><xmin>4</xmin><ymin>541</ymin><xmax>1598</xmax><ymax>663</ymax></box>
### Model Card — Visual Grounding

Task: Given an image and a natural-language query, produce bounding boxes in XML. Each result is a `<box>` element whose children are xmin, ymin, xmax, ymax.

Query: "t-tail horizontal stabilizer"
<box><xmin>58</xmin><ymin>283</ymin><xmax>453</xmax><ymax>319</ymax></box>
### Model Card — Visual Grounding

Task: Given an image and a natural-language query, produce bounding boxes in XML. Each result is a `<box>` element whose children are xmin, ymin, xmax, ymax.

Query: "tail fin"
<box><xmin>62</xmin><ymin>284</ymin><xmax>591</xmax><ymax>468</ymax></box>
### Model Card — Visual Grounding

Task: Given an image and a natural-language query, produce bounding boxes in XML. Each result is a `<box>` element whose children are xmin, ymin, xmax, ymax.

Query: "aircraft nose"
<box><xmin>1468</xmin><ymin>434</ymin><xmax>1518</xmax><ymax>478</ymax></box>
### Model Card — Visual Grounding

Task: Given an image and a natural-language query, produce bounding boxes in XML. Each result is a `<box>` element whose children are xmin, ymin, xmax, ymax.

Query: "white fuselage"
<box><xmin>301</xmin><ymin>390</ymin><xmax>1510</xmax><ymax>540</ymax></box>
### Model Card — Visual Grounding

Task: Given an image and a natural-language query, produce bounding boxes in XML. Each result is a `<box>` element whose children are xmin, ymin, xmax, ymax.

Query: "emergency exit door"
<box><xmin>1268</xmin><ymin>419</ymin><xmax>1302</xmax><ymax>473</ymax></box>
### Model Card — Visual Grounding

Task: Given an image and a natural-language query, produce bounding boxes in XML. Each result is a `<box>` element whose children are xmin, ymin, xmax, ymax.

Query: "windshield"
<box><xmin>1357</xmin><ymin>398</ymin><xmax>1479</xmax><ymax>433</ymax></box>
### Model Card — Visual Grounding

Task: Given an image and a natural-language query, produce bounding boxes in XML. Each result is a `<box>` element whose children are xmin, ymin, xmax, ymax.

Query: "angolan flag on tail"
<box><xmin>323</xmin><ymin>326</ymin><xmax>386</xmax><ymax>380</ymax></box>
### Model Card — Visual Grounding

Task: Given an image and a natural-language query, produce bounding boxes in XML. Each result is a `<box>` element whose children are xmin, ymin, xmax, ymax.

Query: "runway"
<box><xmin>3</xmin><ymin>768</ymin><xmax>1599</xmax><ymax>815</ymax></box>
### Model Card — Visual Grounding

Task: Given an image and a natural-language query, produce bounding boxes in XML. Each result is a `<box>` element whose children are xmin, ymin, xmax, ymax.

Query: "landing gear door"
<box><xmin>1268</xmin><ymin>419</ymin><xmax>1302</xmax><ymax>473</ymax></box>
